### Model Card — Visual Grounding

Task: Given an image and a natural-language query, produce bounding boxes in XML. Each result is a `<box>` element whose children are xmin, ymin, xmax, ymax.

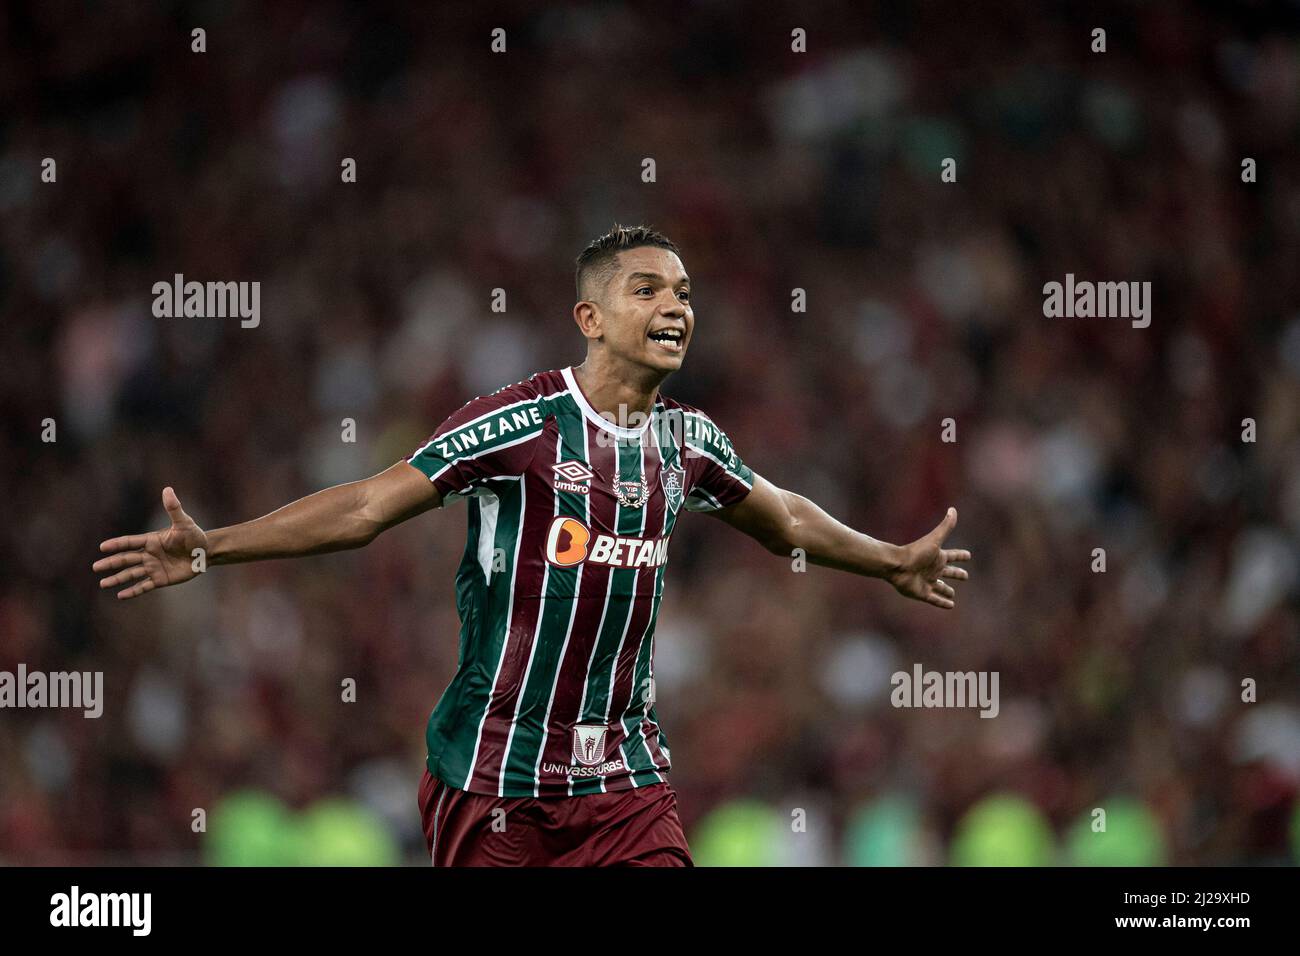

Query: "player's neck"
<box><xmin>572</xmin><ymin>356</ymin><xmax>664</xmax><ymax>425</ymax></box>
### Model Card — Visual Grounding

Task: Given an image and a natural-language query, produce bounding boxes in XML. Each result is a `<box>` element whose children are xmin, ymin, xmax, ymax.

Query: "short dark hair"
<box><xmin>575</xmin><ymin>223</ymin><xmax>681</xmax><ymax>300</ymax></box>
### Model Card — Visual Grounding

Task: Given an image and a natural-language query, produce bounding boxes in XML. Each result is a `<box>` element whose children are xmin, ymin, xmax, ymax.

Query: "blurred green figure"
<box><xmin>296</xmin><ymin>799</ymin><xmax>399</xmax><ymax>866</ymax></box>
<box><xmin>205</xmin><ymin>790</ymin><xmax>398</xmax><ymax>866</ymax></box>
<box><xmin>845</xmin><ymin>794</ymin><xmax>926</xmax><ymax>866</ymax></box>
<box><xmin>205</xmin><ymin>790</ymin><xmax>303</xmax><ymax>867</ymax></box>
<box><xmin>1065</xmin><ymin>797</ymin><xmax>1166</xmax><ymax>866</ymax></box>
<box><xmin>690</xmin><ymin>800</ymin><xmax>785</xmax><ymax>867</ymax></box>
<box><xmin>951</xmin><ymin>794</ymin><xmax>1055</xmax><ymax>866</ymax></box>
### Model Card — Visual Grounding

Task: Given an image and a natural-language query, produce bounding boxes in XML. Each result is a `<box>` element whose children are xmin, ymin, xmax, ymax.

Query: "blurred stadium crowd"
<box><xmin>2</xmin><ymin>1</ymin><xmax>1299</xmax><ymax>865</ymax></box>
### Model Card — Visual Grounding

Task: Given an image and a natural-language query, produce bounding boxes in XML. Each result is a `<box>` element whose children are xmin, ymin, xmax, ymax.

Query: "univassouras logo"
<box><xmin>541</xmin><ymin>758</ymin><xmax>626</xmax><ymax>777</ymax></box>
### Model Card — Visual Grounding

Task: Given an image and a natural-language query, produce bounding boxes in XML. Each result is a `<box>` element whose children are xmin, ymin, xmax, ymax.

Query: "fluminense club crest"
<box><xmin>572</xmin><ymin>724</ymin><xmax>608</xmax><ymax>766</ymax></box>
<box><xmin>661</xmin><ymin>459</ymin><xmax>685</xmax><ymax>514</ymax></box>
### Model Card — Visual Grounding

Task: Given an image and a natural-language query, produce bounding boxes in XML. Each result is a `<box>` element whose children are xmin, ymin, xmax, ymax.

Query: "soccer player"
<box><xmin>93</xmin><ymin>224</ymin><xmax>971</xmax><ymax>866</ymax></box>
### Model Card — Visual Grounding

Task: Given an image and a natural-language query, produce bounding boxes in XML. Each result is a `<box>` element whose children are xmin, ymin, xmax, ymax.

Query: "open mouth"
<box><xmin>647</xmin><ymin>328</ymin><xmax>685</xmax><ymax>353</ymax></box>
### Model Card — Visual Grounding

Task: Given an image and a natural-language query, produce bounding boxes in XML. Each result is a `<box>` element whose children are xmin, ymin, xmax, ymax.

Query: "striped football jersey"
<box><xmin>406</xmin><ymin>366</ymin><xmax>753</xmax><ymax>797</ymax></box>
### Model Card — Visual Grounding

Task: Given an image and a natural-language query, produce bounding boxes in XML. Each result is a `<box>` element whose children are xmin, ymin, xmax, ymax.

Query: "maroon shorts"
<box><xmin>418</xmin><ymin>769</ymin><xmax>693</xmax><ymax>867</ymax></box>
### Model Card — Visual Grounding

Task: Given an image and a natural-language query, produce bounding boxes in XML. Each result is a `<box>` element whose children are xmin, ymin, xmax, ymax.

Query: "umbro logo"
<box><xmin>552</xmin><ymin>460</ymin><xmax>593</xmax><ymax>494</ymax></box>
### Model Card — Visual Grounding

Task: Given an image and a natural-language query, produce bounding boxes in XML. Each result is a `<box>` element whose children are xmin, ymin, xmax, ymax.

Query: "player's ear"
<box><xmin>573</xmin><ymin>300</ymin><xmax>602</xmax><ymax>341</ymax></box>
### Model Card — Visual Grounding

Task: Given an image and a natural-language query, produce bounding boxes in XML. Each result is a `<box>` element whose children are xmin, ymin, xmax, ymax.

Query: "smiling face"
<box><xmin>575</xmin><ymin>245</ymin><xmax>694</xmax><ymax>375</ymax></box>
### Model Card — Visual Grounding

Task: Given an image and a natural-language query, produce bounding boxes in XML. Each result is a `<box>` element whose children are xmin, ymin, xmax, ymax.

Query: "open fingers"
<box><xmin>940</xmin><ymin>565</ymin><xmax>968</xmax><ymax>581</ymax></box>
<box><xmin>926</xmin><ymin>591</ymin><xmax>955</xmax><ymax>609</ymax></box>
<box><xmin>117</xmin><ymin>577</ymin><xmax>157</xmax><ymax>600</ymax></box>
<box><xmin>100</xmin><ymin>534</ymin><xmax>149</xmax><ymax>554</ymax></box>
<box><xmin>92</xmin><ymin>551</ymin><xmax>144</xmax><ymax>574</ymax></box>
<box><xmin>100</xmin><ymin>565</ymin><xmax>150</xmax><ymax>590</ymax></box>
<box><xmin>943</xmin><ymin>549</ymin><xmax>972</xmax><ymax>564</ymax></box>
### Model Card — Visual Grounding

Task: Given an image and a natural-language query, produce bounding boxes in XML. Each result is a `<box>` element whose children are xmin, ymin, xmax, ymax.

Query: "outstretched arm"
<box><xmin>709</xmin><ymin>474</ymin><xmax>971</xmax><ymax>609</ymax></box>
<box><xmin>93</xmin><ymin>462</ymin><xmax>440</xmax><ymax>600</ymax></box>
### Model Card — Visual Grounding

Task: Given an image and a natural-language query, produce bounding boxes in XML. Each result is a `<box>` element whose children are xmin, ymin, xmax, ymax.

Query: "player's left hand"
<box><xmin>886</xmin><ymin>507</ymin><xmax>971</xmax><ymax>609</ymax></box>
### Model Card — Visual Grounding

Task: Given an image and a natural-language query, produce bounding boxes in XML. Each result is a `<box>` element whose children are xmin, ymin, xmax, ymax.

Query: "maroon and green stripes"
<box><xmin>413</xmin><ymin>368</ymin><xmax>752</xmax><ymax>797</ymax></box>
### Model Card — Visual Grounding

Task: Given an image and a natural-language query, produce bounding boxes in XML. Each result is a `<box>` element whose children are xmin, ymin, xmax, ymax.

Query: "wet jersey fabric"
<box><xmin>406</xmin><ymin>366</ymin><xmax>753</xmax><ymax>797</ymax></box>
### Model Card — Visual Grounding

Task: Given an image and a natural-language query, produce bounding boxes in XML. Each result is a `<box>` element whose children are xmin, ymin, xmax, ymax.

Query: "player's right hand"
<box><xmin>93</xmin><ymin>487</ymin><xmax>209</xmax><ymax>600</ymax></box>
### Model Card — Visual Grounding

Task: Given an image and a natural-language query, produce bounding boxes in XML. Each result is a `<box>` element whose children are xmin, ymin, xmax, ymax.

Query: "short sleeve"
<box><xmin>407</xmin><ymin>383</ymin><xmax>547</xmax><ymax>504</ymax></box>
<box><xmin>681</xmin><ymin>410</ymin><xmax>754</xmax><ymax>513</ymax></box>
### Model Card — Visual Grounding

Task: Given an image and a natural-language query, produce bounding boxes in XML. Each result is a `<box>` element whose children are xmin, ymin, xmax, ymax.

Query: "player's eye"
<box><xmin>636</xmin><ymin>287</ymin><xmax>652</xmax><ymax>295</ymax></box>
<box><xmin>677</xmin><ymin>290</ymin><xmax>690</xmax><ymax>301</ymax></box>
